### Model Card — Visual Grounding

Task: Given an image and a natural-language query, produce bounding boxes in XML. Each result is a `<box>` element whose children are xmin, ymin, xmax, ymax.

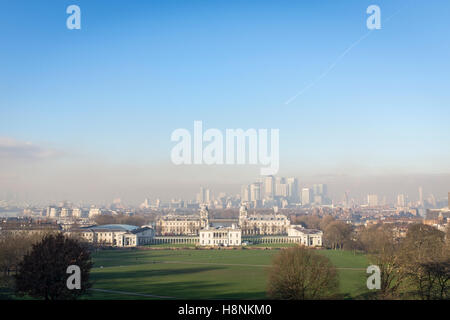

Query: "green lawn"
<box><xmin>87</xmin><ymin>249</ymin><xmax>370</xmax><ymax>300</ymax></box>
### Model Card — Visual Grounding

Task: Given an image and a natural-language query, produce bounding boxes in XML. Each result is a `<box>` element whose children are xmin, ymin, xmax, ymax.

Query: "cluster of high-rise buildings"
<box><xmin>240</xmin><ymin>176</ymin><xmax>331</xmax><ymax>208</ymax></box>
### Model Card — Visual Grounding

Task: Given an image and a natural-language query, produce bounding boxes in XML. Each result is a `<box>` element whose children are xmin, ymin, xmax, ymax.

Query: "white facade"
<box><xmin>74</xmin><ymin>225</ymin><xmax>155</xmax><ymax>247</ymax></box>
<box><xmin>367</xmin><ymin>194</ymin><xmax>378</xmax><ymax>207</ymax></box>
<box><xmin>88</xmin><ymin>208</ymin><xmax>102</xmax><ymax>218</ymax></box>
<box><xmin>199</xmin><ymin>226</ymin><xmax>241</xmax><ymax>246</ymax></box>
<box><xmin>287</xmin><ymin>225</ymin><xmax>323</xmax><ymax>247</ymax></box>
<box><xmin>301</xmin><ymin>188</ymin><xmax>311</xmax><ymax>205</ymax></box>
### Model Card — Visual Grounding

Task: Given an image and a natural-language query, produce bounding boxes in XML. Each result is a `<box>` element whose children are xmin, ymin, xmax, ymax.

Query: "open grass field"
<box><xmin>86</xmin><ymin>248</ymin><xmax>370</xmax><ymax>300</ymax></box>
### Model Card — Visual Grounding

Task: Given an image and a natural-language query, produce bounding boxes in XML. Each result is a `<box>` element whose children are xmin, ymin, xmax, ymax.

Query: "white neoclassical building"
<box><xmin>156</xmin><ymin>205</ymin><xmax>209</xmax><ymax>236</ymax></box>
<box><xmin>287</xmin><ymin>225</ymin><xmax>323</xmax><ymax>247</ymax></box>
<box><xmin>72</xmin><ymin>224</ymin><xmax>155</xmax><ymax>247</ymax></box>
<box><xmin>238</xmin><ymin>205</ymin><xmax>290</xmax><ymax>235</ymax></box>
<box><xmin>199</xmin><ymin>225</ymin><xmax>241</xmax><ymax>246</ymax></box>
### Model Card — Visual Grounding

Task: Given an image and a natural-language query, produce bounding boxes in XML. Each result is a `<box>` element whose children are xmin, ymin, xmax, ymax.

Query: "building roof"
<box><xmin>291</xmin><ymin>226</ymin><xmax>322</xmax><ymax>234</ymax></box>
<box><xmin>130</xmin><ymin>226</ymin><xmax>152</xmax><ymax>234</ymax></box>
<box><xmin>81</xmin><ymin>224</ymin><xmax>138</xmax><ymax>232</ymax></box>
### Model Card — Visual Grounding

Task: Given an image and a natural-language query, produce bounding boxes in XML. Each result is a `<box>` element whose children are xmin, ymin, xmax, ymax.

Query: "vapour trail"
<box><xmin>284</xmin><ymin>9</ymin><xmax>402</xmax><ymax>105</ymax></box>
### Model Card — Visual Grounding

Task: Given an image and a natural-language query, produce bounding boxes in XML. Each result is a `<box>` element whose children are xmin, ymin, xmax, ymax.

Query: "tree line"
<box><xmin>271</xmin><ymin>214</ymin><xmax>450</xmax><ymax>299</ymax></box>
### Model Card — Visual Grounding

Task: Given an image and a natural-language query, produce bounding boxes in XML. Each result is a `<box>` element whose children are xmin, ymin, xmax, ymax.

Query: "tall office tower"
<box><xmin>344</xmin><ymin>191</ymin><xmax>350</xmax><ymax>208</ymax></box>
<box><xmin>312</xmin><ymin>184</ymin><xmax>328</xmax><ymax>205</ymax></box>
<box><xmin>241</xmin><ymin>185</ymin><xmax>251</xmax><ymax>202</ymax></box>
<box><xmin>275</xmin><ymin>177</ymin><xmax>287</xmax><ymax>197</ymax></box>
<box><xmin>419</xmin><ymin>186</ymin><xmax>423</xmax><ymax>206</ymax></box>
<box><xmin>367</xmin><ymin>194</ymin><xmax>378</xmax><ymax>207</ymax></box>
<box><xmin>205</xmin><ymin>189</ymin><xmax>212</xmax><ymax>203</ymax></box>
<box><xmin>287</xmin><ymin>177</ymin><xmax>299</xmax><ymax>201</ymax></box>
<box><xmin>301</xmin><ymin>188</ymin><xmax>311</xmax><ymax>205</ymax></box>
<box><xmin>199</xmin><ymin>187</ymin><xmax>205</xmax><ymax>203</ymax></box>
<box><xmin>197</xmin><ymin>187</ymin><xmax>206</xmax><ymax>204</ymax></box>
<box><xmin>263</xmin><ymin>175</ymin><xmax>275</xmax><ymax>199</ymax></box>
<box><xmin>250</xmin><ymin>183</ymin><xmax>261</xmax><ymax>201</ymax></box>
<box><xmin>140</xmin><ymin>198</ymin><xmax>150</xmax><ymax>209</ymax></box>
<box><xmin>276</xmin><ymin>183</ymin><xmax>289</xmax><ymax>198</ymax></box>
<box><xmin>397</xmin><ymin>194</ymin><xmax>406</xmax><ymax>207</ymax></box>
<box><xmin>313</xmin><ymin>184</ymin><xmax>327</xmax><ymax>196</ymax></box>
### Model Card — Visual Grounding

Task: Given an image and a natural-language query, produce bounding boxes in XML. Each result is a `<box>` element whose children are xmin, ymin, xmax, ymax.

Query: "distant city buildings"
<box><xmin>236</xmin><ymin>176</ymin><xmax>332</xmax><ymax>208</ymax></box>
<box><xmin>301</xmin><ymin>188</ymin><xmax>311</xmax><ymax>205</ymax></box>
<box><xmin>397</xmin><ymin>194</ymin><xmax>406</xmax><ymax>208</ymax></box>
<box><xmin>367</xmin><ymin>194</ymin><xmax>379</xmax><ymax>207</ymax></box>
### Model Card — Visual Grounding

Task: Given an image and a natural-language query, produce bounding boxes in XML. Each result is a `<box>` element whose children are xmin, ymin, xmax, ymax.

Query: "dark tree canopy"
<box><xmin>267</xmin><ymin>247</ymin><xmax>339</xmax><ymax>300</ymax></box>
<box><xmin>15</xmin><ymin>233</ymin><xmax>93</xmax><ymax>300</ymax></box>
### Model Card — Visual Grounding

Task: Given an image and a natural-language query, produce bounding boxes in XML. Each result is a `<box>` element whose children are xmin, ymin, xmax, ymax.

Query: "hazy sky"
<box><xmin>1</xmin><ymin>0</ymin><xmax>450</xmax><ymax>204</ymax></box>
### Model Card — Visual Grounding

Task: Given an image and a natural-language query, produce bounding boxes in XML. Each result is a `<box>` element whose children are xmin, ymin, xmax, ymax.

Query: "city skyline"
<box><xmin>2</xmin><ymin>173</ymin><xmax>450</xmax><ymax>209</ymax></box>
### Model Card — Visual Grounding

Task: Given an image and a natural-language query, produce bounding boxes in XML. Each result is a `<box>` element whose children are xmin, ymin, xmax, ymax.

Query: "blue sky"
<box><xmin>0</xmin><ymin>0</ymin><xmax>449</xmax><ymax>203</ymax></box>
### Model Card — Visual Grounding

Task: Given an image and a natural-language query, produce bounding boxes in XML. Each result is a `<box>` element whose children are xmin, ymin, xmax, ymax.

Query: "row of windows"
<box><xmin>201</xmin><ymin>232</ymin><xmax>240</xmax><ymax>238</ymax></box>
<box><xmin>201</xmin><ymin>239</ymin><xmax>240</xmax><ymax>245</ymax></box>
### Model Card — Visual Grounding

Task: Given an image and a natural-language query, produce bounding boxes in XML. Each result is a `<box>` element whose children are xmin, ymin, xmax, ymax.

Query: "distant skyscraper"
<box><xmin>241</xmin><ymin>185</ymin><xmax>251</xmax><ymax>202</ymax></box>
<box><xmin>419</xmin><ymin>186</ymin><xmax>423</xmax><ymax>206</ymax></box>
<box><xmin>140</xmin><ymin>198</ymin><xmax>150</xmax><ymax>209</ymax></box>
<box><xmin>313</xmin><ymin>184</ymin><xmax>327</xmax><ymax>197</ymax></box>
<box><xmin>301</xmin><ymin>188</ymin><xmax>311</xmax><ymax>205</ymax></box>
<box><xmin>250</xmin><ymin>183</ymin><xmax>261</xmax><ymax>202</ymax></box>
<box><xmin>448</xmin><ymin>192</ymin><xmax>450</xmax><ymax>209</ymax></box>
<box><xmin>263</xmin><ymin>175</ymin><xmax>275</xmax><ymax>199</ymax></box>
<box><xmin>312</xmin><ymin>184</ymin><xmax>328</xmax><ymax>205</ymax></box>
<box><xmin>196</xmin><ymin>186</ymin><xmax>211</xmax><ymax>204</ymax></box>
<box><xmin>287</xmin><ymin>177</ymin><xmax>299</xmax><ymax>201</ymax></box>
<box><xmin>397</xmin><ymin>194</ymin><xmax>406</xmax><ymax>208</ymax></box>
<box><xmin>205</xmin><ymin>189</ymin><xmax>211</xmax><ymax>203</ymax></box>
<box><xmin>344</xmin><ymin>191</ymin><xmax>350</xmax><ymax>208</ymax></box>
<box><xmin>275</xmin><ymin>177</ymin><xmax>287</xmax><ymax>197</ymax></box>
<box><xmin>367</xmin><ymin>194</ymin><xmax>378</xmax><ymax>207</ymax></box>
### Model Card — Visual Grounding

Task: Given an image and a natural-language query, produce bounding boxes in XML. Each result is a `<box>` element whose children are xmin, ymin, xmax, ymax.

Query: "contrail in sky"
<box><xmin>284</xmin><ymin>9</ymin><xmax>402</xmax><ymax>105</ymax></box>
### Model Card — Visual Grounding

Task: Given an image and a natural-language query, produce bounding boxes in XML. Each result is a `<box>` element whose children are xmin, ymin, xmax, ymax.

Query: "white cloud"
<box><xmin>0</xmin><ymin>137</ymin><xmax>60</xmax><ymax>160</ymax></box>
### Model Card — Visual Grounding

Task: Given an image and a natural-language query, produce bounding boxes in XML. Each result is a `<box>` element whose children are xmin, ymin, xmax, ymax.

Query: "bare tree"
<box><xmin>401</xmin><ymin>224</ymin><xmax>449</xmax><ymax>299</ymax></box>
<box><xmin>323</xmin><ymin>221</ymin><xmax>353</xmax><ymax>250</ymax></box>
<box><xmin>359</xmin><ymin>224</ymin><xmax>406</xmax><ymax>299</ymax></box>
<box><xmin>267</xmin><ymin>247</ymin><xmax>339</xmax><ymax>300</ymax></box>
